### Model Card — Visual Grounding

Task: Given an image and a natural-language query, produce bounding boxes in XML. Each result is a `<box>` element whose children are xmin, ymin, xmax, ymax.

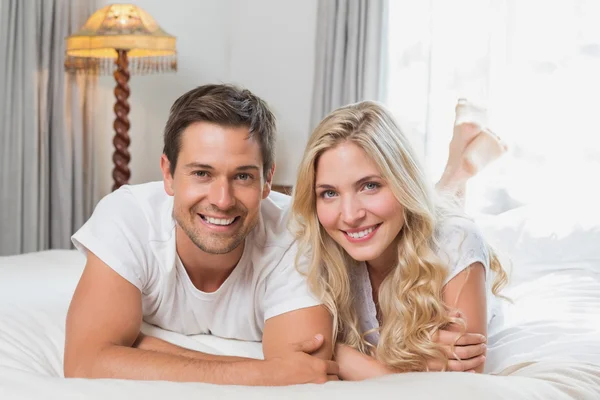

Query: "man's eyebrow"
<box><xmin>184</xmin><ymin>163</ymin><xmax>214</xmax><ymax>170</ymax></box>
<box><xmin>183</xmin><ymin>163</ymin><xmax>261</xmax><ymax>172</ymax></box>
<box><xmin>236</xmin><ymin>165</ymin><xmax>260</xmax><ymax>172</ymax></box>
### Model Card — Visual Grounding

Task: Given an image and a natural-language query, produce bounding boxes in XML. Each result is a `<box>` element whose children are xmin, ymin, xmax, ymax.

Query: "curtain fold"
<box><xmin>310</xmin><ymin>0</ymin><xmax>388</xmax><ymax>131</ymax></box>
<box><xmin>0</xmin><ymin>0</ymin><xmax>98</xmax><ymax>256</ymax></box>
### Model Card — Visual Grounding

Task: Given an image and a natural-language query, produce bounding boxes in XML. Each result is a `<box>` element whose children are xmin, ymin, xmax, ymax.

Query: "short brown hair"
<box><xmin>163</xmin><ymin>84</ymin><xmax>277</xmax><ymax>179</ymax></box>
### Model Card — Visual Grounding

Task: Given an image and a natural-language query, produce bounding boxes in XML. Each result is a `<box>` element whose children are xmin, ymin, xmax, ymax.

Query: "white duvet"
<box><xmin>1</xmin><ymin>198</ymin><xmax>600</xmax><ymax>399</ymax></box>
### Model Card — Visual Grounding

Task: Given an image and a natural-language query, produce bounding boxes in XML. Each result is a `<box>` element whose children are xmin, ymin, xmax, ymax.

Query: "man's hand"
<box><xmin>262</xmin><ymin>334</ymin><xmax>339</xmax><ymax>385</ymax></box>
<box><xmin>262</xmin><ymin>305</ymin><xmax>334</xmax><ymax>361</ymax></box>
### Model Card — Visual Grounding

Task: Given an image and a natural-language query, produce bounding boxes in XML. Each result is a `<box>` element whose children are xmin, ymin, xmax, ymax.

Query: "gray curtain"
<box><xmin>310</xmin><ymin>0</ymin><xmax>388</xmax><ymax>130</ymax></box>
<box><xmin>0</xmin><ymin>0</ymin><xmax>98</xmax><ymax>256</ymax></box>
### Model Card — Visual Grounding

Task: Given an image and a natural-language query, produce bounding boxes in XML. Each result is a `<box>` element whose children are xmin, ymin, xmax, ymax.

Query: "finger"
<box><xmin>325</xmin><ymin>360</ymin><xmax>340</xmax><ymax>375</ymax></box>
<box><xmin>425</xmin><ymin>359</ymin><xmax>445</xmax><ymax>372</ymax></box>
<box><xmin>437</xmin><ymin>330</ymin><xmax>486</xmax><ymax>346</ymax></box>
<box><xmin>454</xmin><ymin>333</ymin><xmax>487</xmax><ymax>346</ymax></box>
<box><xmin>327</xmin><ymin>375</ymin><xmax>340</xmax><ymax>381</ymax></box>
<box><xmin>293</xmin><ymin>334</ymin><xmax>324</xmax><ymax>353</ymax></box>
<box><xmin>448</xmin><ymin>355</ymin><xmax>486</xmax><ymax>372</ymax></box>
<box><xmin>446</xmin><ymin>343</ymin><xmax>486</xmax><ymax>360</ymax></box>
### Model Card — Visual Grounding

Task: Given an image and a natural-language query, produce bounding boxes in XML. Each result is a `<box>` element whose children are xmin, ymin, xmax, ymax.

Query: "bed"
<box><xmin>1</xmin><ymin>192</ymin><xmax>599</xmax><ymax>399</ymax></box>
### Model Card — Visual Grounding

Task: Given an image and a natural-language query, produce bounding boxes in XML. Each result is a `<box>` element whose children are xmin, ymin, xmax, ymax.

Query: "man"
<box><xmin>64</xmin><ymin>84</ymin><xmax>337</xmax><ymax>385</ymax></box>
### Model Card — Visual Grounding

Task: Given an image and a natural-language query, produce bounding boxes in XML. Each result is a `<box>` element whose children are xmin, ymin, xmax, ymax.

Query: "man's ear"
<box><xmin>160</xmin><ymin>154</ymin><xmax>175</xmax><ymax>196</ymax></box>
<box><xmin>262</xmin><ymin>163</ymin><xmax>276</xmax><ymax>199</ymax></box>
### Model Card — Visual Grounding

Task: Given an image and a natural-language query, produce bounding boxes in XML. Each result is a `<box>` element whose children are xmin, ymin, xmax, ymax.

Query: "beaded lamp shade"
<box><xmin>65</xmin><ymin>4</ymin><xmax>177</xmax><ymax>190</ymax></box>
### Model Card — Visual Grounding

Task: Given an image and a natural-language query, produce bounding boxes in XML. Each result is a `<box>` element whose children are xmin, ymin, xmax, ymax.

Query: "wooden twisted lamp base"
<box><xmin>112</xmin><ymin>49</ymin><xmax>131</xmax><ymax>191</ymax></box>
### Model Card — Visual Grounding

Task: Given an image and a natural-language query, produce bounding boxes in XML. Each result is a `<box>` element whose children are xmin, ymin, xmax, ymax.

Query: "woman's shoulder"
<box><xmin>433</xmin><ymin>216</ymin><xmax>490</xmax><ymax>282</ymax></box>
<box><xmin>435</xmin><ymin>215</ymin><xmax>484</xmax><ymax>241</ymax></box>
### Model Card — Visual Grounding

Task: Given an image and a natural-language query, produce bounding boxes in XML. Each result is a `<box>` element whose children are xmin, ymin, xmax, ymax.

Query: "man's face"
<box><xmin>161</xmin><ymin>122</ymin><xmax>272</xmax><ymax>254</ymax></box>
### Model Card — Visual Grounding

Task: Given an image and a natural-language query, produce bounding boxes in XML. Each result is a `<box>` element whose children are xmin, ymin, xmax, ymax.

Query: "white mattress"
<box><xmin>1</xmin><ymin>198</ymin><xmax>600</xmax><ymax>399</ymax></box>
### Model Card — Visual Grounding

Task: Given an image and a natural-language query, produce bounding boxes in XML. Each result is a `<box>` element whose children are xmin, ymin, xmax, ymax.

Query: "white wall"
<box><xmin>95</xmin><ymin>0</ymin><xmax>318</xmax><ymax>197</ymax></box>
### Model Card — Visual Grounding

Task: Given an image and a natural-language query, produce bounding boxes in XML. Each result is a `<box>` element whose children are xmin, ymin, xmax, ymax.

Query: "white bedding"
<box><xmin>1</xmin><ymin>200</ymin><xmax>600</xmax><ymax>399</ymax></box>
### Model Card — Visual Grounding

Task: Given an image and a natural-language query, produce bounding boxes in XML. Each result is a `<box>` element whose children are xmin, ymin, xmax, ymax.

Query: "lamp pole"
<box><xmin>112</xmin><ymin>49</ymin><xmax>131</xmax><ymax>191</ymax></box>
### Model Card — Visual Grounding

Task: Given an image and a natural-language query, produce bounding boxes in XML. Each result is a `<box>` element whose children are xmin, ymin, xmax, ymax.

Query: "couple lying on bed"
<box><xmin>64</xmin><ymin>84</ymin><xmax>508</xmax><ymax>385</ymax></box>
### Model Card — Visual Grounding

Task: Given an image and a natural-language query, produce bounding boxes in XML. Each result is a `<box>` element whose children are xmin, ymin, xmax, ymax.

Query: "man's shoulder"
<box><xmin>256</xmin><ymin>191</ymin><xmax>295</xmax><ymax>248</ymax></box>
<box><xmin>89</xmin><ymin>181</ymin><xmax>174</xmax><ymax>240</ymax></box>
<box><xmin>116</xmin><ymin>181</ymin><xmax>170</xmax><ymax>205</ymax></box>
<box><xmin>241</xmin><ymin>191</ymin><xmax>300</xmax><ymax>274</ymax></box>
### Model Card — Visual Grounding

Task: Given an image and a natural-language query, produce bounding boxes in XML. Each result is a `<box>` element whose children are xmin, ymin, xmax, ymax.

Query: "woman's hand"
<box><xmin>428</xmin><ymin>327</ymin><xmax>487</xmax><ymax>372</ymax></box>
<box><xmin>442</xmin><ymin>264</ymin><xmax>489</xmax><ymax>373</ymax></box>
<box><xmin>334</xmin><ymin>343</ymin><xmax>395</xmax><ymax>381</ymax></box>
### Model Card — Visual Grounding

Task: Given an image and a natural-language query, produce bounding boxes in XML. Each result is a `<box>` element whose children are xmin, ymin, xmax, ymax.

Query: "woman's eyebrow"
<box><xmin>315</xmin><ymin>183</ymin><xmax>336</xmax><ymax>190</ymax></box>
<box><xmin>355</xmin><ymin>175</ymin><xmax>382</xmax><ymax>187</ymax></box>
<box><xmin>315</xmin><ymin>175</ymin><xmax>382</xmax><ymax>190</ymax></box>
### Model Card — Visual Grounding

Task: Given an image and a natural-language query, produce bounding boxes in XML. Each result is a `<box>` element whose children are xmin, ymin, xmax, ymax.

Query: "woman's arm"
<box><xmin>335</xmin><ymin>344</ymin><xmax>395</xmax><ymax>381</ymax></box>
<box><xmin>337</xmin><ymin>263</ymin><xmax>487</xmax><ymax>380</ymax></box>
<box><xmin>442</xmin><ymin>262</ymin><xmax>488</xmax><ymax>373</ymax></box>
<box><xmin>336</xmin><ymin>333</ymin><xmax>485</xmax><ymax>381</ymax></box>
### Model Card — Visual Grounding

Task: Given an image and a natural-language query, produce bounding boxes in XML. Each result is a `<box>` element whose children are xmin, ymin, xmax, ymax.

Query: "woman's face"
<box><xmin>315</xmin><ymin>141</ymin><xmax>405</xmax><ymax>269</ymax></box>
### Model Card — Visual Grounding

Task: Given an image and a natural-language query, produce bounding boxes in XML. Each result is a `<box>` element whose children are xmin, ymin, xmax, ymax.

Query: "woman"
<box><xmin>291</xmin><ymin>100</ymin><xmax>508</xmax><ymax>379</ymax></box>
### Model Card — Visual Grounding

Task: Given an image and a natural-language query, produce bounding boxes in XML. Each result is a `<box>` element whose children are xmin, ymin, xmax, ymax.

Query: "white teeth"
<box><xmin>347</xmin><ymin>226</ymin><xmax>375</xmax><ymax>239</ymax></box>
<box><xmin>204</xmin><ymin>216</ymin><xmax>235</xmax><ymax>226</ymax></box>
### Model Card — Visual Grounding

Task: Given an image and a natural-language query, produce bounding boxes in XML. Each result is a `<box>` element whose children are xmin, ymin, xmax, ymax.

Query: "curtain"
<box><xmin>385</xmin><ymin>0</ymin><xmax>600</xmax><ymax>214</ymax></box>
<box><xmin>310</xmin><ymin>0</ymin><xmax>388</xmax><ymax>131</ymax></box>
<box><xmin>0</xmin><ymin>0</ymin><xmax>99</xmax><ymax>256</ymax></box>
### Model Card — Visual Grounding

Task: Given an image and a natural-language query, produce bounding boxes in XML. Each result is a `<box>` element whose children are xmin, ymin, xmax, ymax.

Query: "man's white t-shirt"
<box><xmin>71</xmin><ymin>181</ymin><xmax>319</xmax><ymax>341</ymax></box>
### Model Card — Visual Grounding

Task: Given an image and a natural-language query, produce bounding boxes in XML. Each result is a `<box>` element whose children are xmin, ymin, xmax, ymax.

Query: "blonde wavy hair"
<box><xmin>291</xmin><ymin>101</ymin><xmax>508</xmax><ymax>372</ymax></box>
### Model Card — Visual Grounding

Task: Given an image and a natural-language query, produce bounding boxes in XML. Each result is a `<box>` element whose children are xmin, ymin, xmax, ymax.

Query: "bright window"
<box><xmin>385</xmin><ymin>0</ymin><xmax>600</xmax><ymax>214</ymax></box>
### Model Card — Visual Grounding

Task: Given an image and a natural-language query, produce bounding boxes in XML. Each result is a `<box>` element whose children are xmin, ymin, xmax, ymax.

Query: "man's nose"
<box><xmin>208</xmin><ymin>178</ymin><xmax>236</xmax><ymax>210</ymax></box>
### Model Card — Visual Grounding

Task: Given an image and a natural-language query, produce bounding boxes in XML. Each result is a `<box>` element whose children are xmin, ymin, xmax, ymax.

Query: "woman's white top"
<box><xmin>349</xmin><ymin>217</ymin><xmax>496</xmax><ymax>345</ymax></box>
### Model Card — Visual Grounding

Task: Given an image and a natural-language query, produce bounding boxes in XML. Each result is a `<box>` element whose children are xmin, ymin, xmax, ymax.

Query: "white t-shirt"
<box><xmin>71</xmin><ymin>181</ymin><xmax>319</xmax><ymax>341</ymax></box>
<box><xmin>350</xmin><ymin>217</ymin><xmax>495</xmax><ymax>345</ymax></box>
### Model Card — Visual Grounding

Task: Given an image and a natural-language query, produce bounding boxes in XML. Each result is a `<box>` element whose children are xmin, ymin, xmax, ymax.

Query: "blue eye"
<box><xmin>364</xmin><ymin>182</ymin><xmax>380</xmax><ymax>191</ymax></box>
<box><xmin>321</xmin><ymin>190</ymin><xmax>337</xmax><ymax>199</ymax></box>
<box><xmin>237</xmin><ymin>173</ymin><xmax>250</xmax><ymax>180</ymax></box>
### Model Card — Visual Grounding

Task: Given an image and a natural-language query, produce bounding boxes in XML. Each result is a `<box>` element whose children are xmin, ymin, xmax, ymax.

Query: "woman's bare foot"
<box><xmin>436</xmin><ymin>99</ymin><xmax>507</xmax><ymax>194</ymax></box>
<box><xmin>462</xmin><ymin>128</ymin><xmax>508</xmax><ymax>177</ymax></box>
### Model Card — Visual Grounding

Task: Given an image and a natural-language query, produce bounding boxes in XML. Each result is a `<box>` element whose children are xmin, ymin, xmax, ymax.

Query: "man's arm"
<box><xmin>262</xmin><ymin>305</ymin><xmax>334</xmax><ymax>360</ymax></box>
<box><xmin>260</xmin><ymin>242</ymin><xmax>335</xmax><ymax>362</ymax></box>
<box><xmin>133</xmin><ymin>333</ymin><xmax>251</xmax><ymax>362</ymax></box>
<box><xmin>64</xmin><ymin>251</ymin><xmax>336</xmax><ymax>385</ymax></box>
